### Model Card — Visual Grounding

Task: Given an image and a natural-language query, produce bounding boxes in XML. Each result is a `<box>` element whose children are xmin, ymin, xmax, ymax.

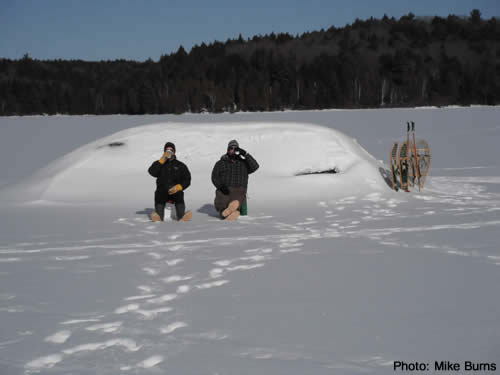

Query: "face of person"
<box><xmin>227</xmin><ymin>146</ymin><xmax>237</xmax><ymax>156</ymax></box>
<box><xmin>166</xmin><ymin>147</ymin><xmax>175</xmax><ymax>158</ymax></box>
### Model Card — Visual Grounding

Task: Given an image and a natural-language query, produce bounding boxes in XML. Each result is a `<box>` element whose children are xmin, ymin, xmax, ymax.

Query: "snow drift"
<box><xmin>2</xmin><ymin>122</ymin><xmax>387</xmax><ymax>206</ymax></box>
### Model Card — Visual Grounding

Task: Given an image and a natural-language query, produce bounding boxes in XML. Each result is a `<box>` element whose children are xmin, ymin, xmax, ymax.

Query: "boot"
<box><xmin>175</xmin><ymin>202</ymin><xmax>185</xmax><ymax>221</ymax></box>
<box><xmin>222</xmin><ymin>200</ymin><xmax>239</xmax><ymax>218</ymax></box>
<box><xmin>179</xmin><ymin>210</ymin><xmax>192</xmax><ymax>222</ymax></box>
<box><xmin>225</xmin><ymin>210</ymin><xmax>240</xmax><ymax>221</ymax></box>
<box><xmin>152</xmin><ymin>203</ymin><xmax>165</xmax><ymax>222</ymax></box>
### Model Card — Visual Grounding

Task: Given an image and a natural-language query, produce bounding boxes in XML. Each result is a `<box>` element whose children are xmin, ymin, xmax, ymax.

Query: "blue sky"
<box><xmin>1</xmin><ymin>0</ymin><xmax>498</xmax><ymax>61</ymax></box>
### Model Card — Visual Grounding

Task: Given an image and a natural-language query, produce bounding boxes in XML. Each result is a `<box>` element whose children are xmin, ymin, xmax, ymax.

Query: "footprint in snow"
<box><xmin>446</xmin><ymin>250</ymin><xmax>472</xmax><ymax>257</ymax></box>
<box><xmin>124</xmin><ymin>295</ymin><xmax>156</xmax><ymax>301</ymax></box>
<box><xmin>162</xmin><ymin>275</ymin><xmax>192</xmax><ymax>283</ymax></box>
<box><xmin>115</xmin><ymin>218</ymin><xmax>135</xmax><ymax>227</ymax></box>
<box><xmin>278</xmin><ymin>236</ymin><xmax>304</xmax><ymax>253</ymax></box>
<box><xmin>273</xmin><ymin>222</ymin><xmax>302</xmax><ymax>231</ymax></box>
<box><xmin>213</xmin><ymin>260</ymin><xmax>232</xmax><ymax>267</ymax></box>
<box><xmin>134</xmin><ymin>307</ymin><xmax>172</xmax><ymax>319</ymax></box>
<box><xmin>115</xmin><ymin>304</ymin><xmax>139</xmax><ymax>314</ymax></box>
<box><xmin>60</xmin><ymin>318</ymin><xmax>102</xmax><ymax>325</ymax></box>
<box><xmin>25</xmin><ymin>354</ymin><xmax>63</xmax><ymax>370</ymax></box>
<box><xmin>168</xmin><ymin>244</ymin><xmax>185</xmax><ymax>252</ymax></box>
<box><xmin>244</xmin><ymin>248</ymin><xmax>265</xmax><ymax>254</ymax></box>
<box><xmin>295</xmin><ymin>217</ymin><xmax>318</xmax><ymax>225</ymax></box>
<box><xmin>85</xmin><ymin>322</ymin><xmax>122</xmax><ymax>333</ymax></box>
<box><xmin>142</xmin><ymin>267</ymin><xmax>160</xmax><ymax>276</ymax></box>
<box><xmin>279</xmin><ymin>238</ymin><xmax>303</xmax><ymax>248</ymax></box>
<box><xmin>195</xmin><ymin>280</ymin><xmax>230</xmax><ymax>289</ymax></box>
<box><xmin>177</xmin><ymin>285</ymin><xmax>191</xmax><ymax>294</ymax></box>
<box><xmin>137</xmin><ymin>285</ymin><xmax>154</xmax><ymax>293</ymax></box>
<box><xmin>147</xmin><ymin>252</ymin><xmax>164</xmax><ymax>260</ymax></box>
<box><xmin>363</xmin><ymin>193</ymin><xmax>383</xmax><ymax>202</ymax></box>
<box><xmin>210</xmin><ymin>268</ymin><xmax>225</xmax><ymax>278</ymax></box>
<box><xmin>165</xmin><ymin>258</ymin><xmax>184</xmax><ymax>266</ymax></box>
<box><xmin>325</xmin><ymin>214</ymin><xmax>339</xmax><ymax>219</ymax></box>
<box><xmin>141</xmin><ymin>230</ymin><xmax>159</xmax><ymax>235</ymax></box>
<box><xmin>280</xmin><ymin>248</ymin><xmax>303</xmax><ymax>254</ymax></box>
<box><xmin>54</xmin><ymin>255</ymin><xmax>89</xmax><ymax>261</ymax></box>
<box><xmin>240</xmin><ymin>255</ymin><xmax>272</xmax><ymax>262</ymax></box>
<box><xmin>137</xmin><ymin>355</ymin><xmax>164</xmax><ymax>369</ymax></box>
<box><xmin>161</xmin><ymin>321</ymin><xmax>188</xmax><ymax>334</ymax></box>
<box><xmin>146</xmin><ymin>294</ymin><xmax>177</xmax><ymax>304</ymax></box>
<box><xmin>187</xmin><ymin>330</ymin><xmax>229</xmax><ymax>341</ymax></box>
<box><xmin>108</xmin><ymin>249</ymin><xmax>139</xmax><ymax>255</ymax></box>
<box><xmin>115</xmin><ymin>304</ymin><xmax>172</xmax><ymax>319</ymax></box>
<box><xmin>134</xmin><ymin>217</ymin><xmax>151</xmax><ymax>223</ymax></box>
<box><xmin>62</xmin><ymin>338</ymin><xmax>141</xmax><ymax>355</ymax></box>
<box><xmin>25</xmin><ymin>339</ymin><xmax>141</xmax><ymax>371</ymax></box>
<box><xmin>226</xmin><ymin>264</ymin><xmax>265</xmax><ymax>271</ymax></box>
<box><xmin>44</xmin><ymin>330</ymin><xmax>71</xmax><ymax>344</ymax></box>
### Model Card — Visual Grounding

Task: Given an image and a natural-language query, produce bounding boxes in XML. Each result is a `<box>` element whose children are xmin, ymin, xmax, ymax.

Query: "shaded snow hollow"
<box><xmin>3</xmin><ymin>122</ymin><xmax>386</xmax><ymax>206</ymax></box>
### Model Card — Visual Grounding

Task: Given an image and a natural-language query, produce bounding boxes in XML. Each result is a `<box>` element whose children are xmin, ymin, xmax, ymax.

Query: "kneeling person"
<box><xmin>211</xmin><ymin>140</ymin><xmax>259</xmax><ymax>220</ymax></box>
<box><xmin>148</xmin><ymin>142</ymin><xmax>192</xmax><ymax>222</ymax></box>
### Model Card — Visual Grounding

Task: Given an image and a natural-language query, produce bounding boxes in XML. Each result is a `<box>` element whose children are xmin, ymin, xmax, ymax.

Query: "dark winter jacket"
<box><xmin>148</xmin><ymin>157</ymin><xmax>191</xmax><ymax>193</ymax></box>
<box><xmin>211</xmin><ymin>153</ymin><xmax>259</xmax><ymax>190</ymax></box>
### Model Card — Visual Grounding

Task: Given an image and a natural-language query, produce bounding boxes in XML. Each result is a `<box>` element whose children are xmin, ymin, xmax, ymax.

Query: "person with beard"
<box><xmin>211</xmin><ymin>140</ymin><xmax>259</xmax><ymax>220</ymax></box>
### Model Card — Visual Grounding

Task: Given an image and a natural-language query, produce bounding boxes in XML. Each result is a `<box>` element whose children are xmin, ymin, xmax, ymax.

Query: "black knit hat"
<box><xmin>164</xmin><ymin>142</ymin><xmax>176</xmax><ymax>152</ymax></box>
<box><xmin>227</xmin><ymin>139</ymin><xmax>239</xmax><ymax>149</ymax></box>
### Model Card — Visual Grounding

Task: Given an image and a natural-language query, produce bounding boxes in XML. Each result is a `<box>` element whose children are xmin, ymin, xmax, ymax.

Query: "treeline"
<box><xmin>1</xmin><ymin>10</ymin><xmax>499</xmax><ymax>115</ymax></box>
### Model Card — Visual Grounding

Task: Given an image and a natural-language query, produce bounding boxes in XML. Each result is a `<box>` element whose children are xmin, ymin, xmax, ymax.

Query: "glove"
<box><xmin>236</xmin><ymin>147</ymin><xmax>247</xmax><ymax>156</ymax></box>
<box><xmin>219</xmin><ymin>185</ymin><xmax>230</xmax><ymax>195</ymax></box>
<box><xmin>168</xmin><ymin>184</ymin><xmax>183</xmax><ymax>195</ymax></box>
<box><xmin>159</xmin><ymin>150</ymin><xmax>174</xmax><ymax>164</ymax></box>
<box><xmin>159</xmin><ymin>151</ymin><xmax>169</xmax><ymax>164</ymax></box>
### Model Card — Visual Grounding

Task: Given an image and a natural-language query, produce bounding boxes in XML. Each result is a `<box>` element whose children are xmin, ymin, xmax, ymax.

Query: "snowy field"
<box><xmin>0</xmin><ymin>107</ymin><xmax>499</xmax><ymax>374</ymax></box>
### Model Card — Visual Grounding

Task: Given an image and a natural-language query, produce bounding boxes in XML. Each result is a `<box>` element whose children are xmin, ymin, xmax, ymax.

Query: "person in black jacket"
<box><xmin>148</xmin><ymin>142</ymin><xmax>191</xmax><ymax>222</ymax></box>
<box><xmin>211</xmin><ymin>140</ymin><xmax>259</xmax><ymax>220</ymax></box>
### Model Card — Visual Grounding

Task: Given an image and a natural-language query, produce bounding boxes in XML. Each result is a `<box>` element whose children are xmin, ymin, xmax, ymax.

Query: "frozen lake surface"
<box><xmin>0</xmin><ymin>107</ymin><xmax>499</xmax><ymax>374</ymax></box>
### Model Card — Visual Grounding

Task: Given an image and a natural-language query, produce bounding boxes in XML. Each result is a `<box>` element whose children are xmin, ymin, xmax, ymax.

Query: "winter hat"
<box><xmin>227</xmin><ymin>140</ymin><xmax>239</xmax><ymax>149</ymax></box>
<box><xmin>164</xmin><ymin>142</ymin><xmax>176</xmax><ymax>152</ymax></box>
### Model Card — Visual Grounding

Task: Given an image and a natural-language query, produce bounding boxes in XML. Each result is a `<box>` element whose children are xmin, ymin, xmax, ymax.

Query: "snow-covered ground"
<box><xmin>0</xmin><ymin>107</ymin><xmax>499</xmax><ymax>374</ymax></box>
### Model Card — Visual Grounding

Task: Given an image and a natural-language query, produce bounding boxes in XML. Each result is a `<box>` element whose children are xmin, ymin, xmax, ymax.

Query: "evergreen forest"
<box><xmin>1</xmin><ymin>10</ymin><xmax>499</xmax><ymax>115</ymax></box>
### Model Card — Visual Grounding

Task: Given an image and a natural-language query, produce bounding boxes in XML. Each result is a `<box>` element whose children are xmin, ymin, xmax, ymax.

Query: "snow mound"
<box><xmin>3</xmin><ymin>122</ymin><xmax>387</xmax><ymax>205</ymax></box>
